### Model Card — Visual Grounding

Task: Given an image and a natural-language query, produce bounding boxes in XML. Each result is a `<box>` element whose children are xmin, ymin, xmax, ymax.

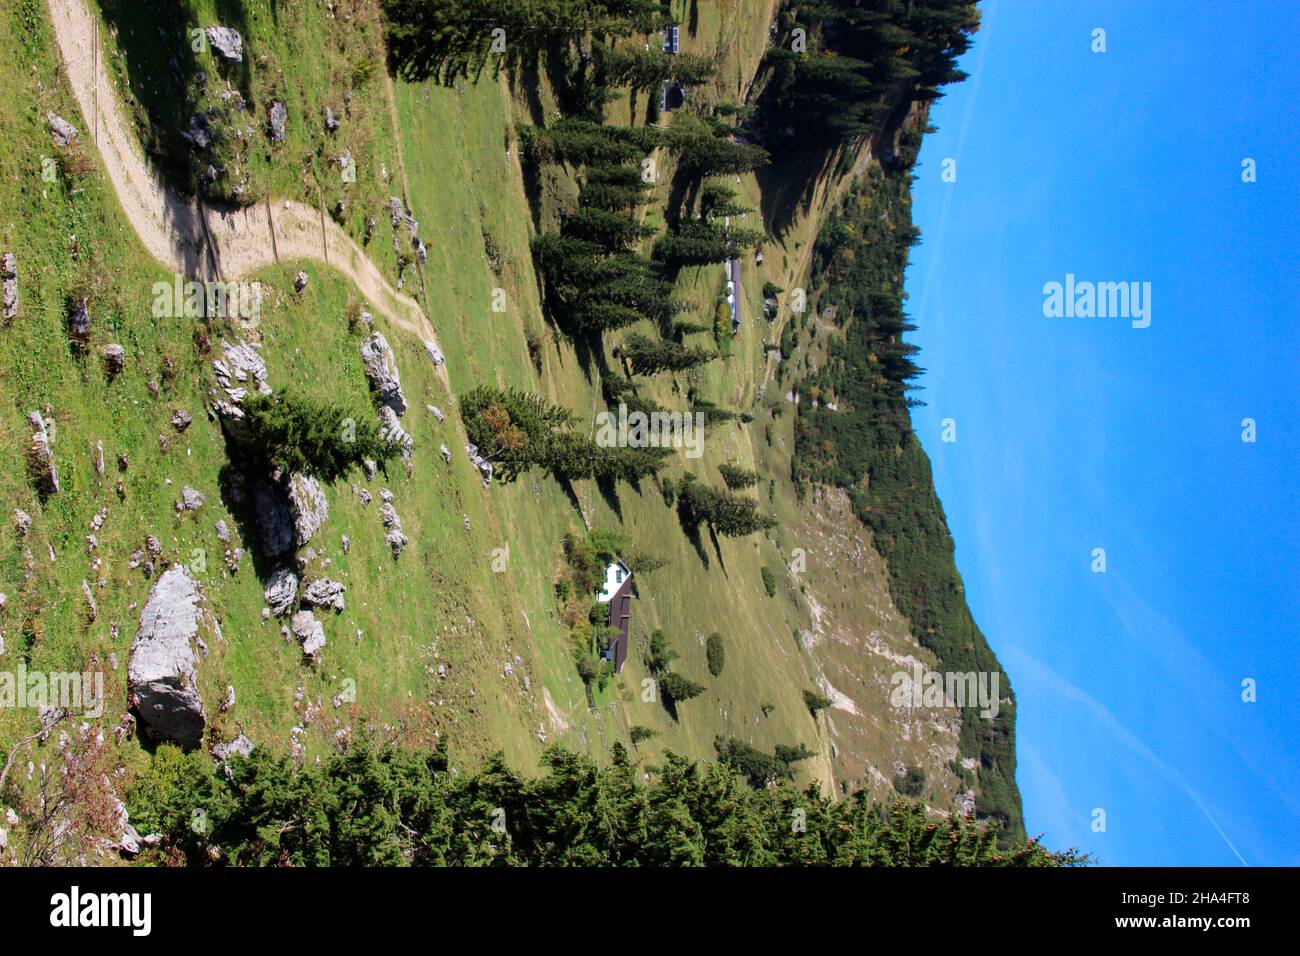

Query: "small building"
<box><xmin>663</xmin><ymin>25</ymin><xmax>680</xmax><ymax>55</ymax></box>
<box><xmin>660</xmin><ymin>80</ymin><xmax>686</xmax><ymax>112</ymax></box>
<box><xmin>596</xmin><ymin>559</ymin><xmax>633</xmax><ymax>673</ymax></box>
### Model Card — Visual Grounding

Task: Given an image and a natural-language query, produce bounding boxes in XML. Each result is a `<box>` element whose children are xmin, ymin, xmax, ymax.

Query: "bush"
<box><xmin>705</xmin><ymin>633</ymin><xmax>725</xmax><ymax>677</ymax></box>
<box><xmin>761</xmin><ymin>566</ymin><xmax>777</xmax><ymax>598</ymax></box>
<box><xmin>803</xmin><ymin>689</ymin><xmax>832</xmax><ymax>716</ymax></box>
<box><xmin>629</xmin><ymin>726</ymin><xmax>658</xmax><ymax>745</ymax></box>
<box><xmin>646</xmin><ymin>630</ymin><xmax>677</xmax><ymax>674</ymax></box>
<box><xmin>897</xmin><ymin>767</ymin><xmax>927</xmax><ymax>798</ymax></box>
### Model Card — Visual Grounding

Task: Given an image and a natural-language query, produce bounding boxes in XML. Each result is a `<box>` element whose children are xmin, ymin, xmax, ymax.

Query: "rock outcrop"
<box><xmin>263</xmin><ymin>566</ymin><xmax>300</xmax><ymax>617</ymax></box>
<box><xmin>205</xmin><ymin>27</ymin><xmax>244</xmax><ymax>62</ymax></box>
<box><xmin>127</xmin><ymin>567</ymin><xmax>214</xmax><ymax>750</ymax></box>
<box><xmin>290</xmin><ymin>610</ymin><xmax>327</xmax><ymax>662</ymax></box>
<box><xmin>300</xmin><ymin>578</ymin><xmax>346</xmax><ymax>612</ymax></box>
<box><xmin>287</xmin><ymin>473</ymin><xmax>328</xmax><ymax>547</ymax></box>
<box><xmin>360</xmin><ymin>333</ymin><xmax>407</xmax><ymax>414</ymax></box>
<box><xmin>252</xmin><ymin>479</ymin><xmax>294</xmax><ymax>557</ymax></box>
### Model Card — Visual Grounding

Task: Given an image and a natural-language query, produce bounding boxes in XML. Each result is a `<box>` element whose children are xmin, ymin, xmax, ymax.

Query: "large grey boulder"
<box><xmin>287</xmin><ymin>473</ymin><xmax>328</xmax><ymax>547</ymax></box>
<box><xmin>213</xmin><ymin>339</ymin><xmax>271</xmax><ymax>400</ymax></box>
<box><xmin>360</xmin><ymin>333</ymin><xmax>407</xmax><ymax>414</ymax></box>
<box><xmin>290</xmin><ymin>610</ymin><xmax>327</xmax><ymax>662</ymax></box>
<box><xmin>211</xmin><ymin>339</ymin><xmax>272</xmax><ymax>443</ymax></box>
<box><xmin>127</xmin><ymin>567</ymin><xmax>213</xmax><ymax>750</ymax></box>
<box><xmin>300</xmin><ymin>577</ymin><xmax>346</xmax><ymax>612</ymax></box>
<box><xmin>205</xmin><ymin>27</ymin><xmax>243</xmax><ymax>62</ymax></box>
<box><xmin>263</xmin><ymin>566</ymin><xmax>299</xmax><ymax>617</ymax></box>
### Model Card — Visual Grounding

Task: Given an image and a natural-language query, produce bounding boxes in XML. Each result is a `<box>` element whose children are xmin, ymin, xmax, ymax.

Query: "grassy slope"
<box><xmin>1</xmin><ymin>0</ymin><xmax>986</xmax><ymax>823</ymax></box>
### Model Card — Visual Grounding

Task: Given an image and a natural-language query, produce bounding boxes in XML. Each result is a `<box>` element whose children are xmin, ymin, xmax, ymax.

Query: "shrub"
<box><xmin>761</xmin><ymin>566</ymin><xmax>777</xmax><ymax>598</ymax></box>
<box><xmin>629</xmin><ymin>726</ymin><xmax>658</xmax><ymax>745</ymax></box>
<box><xmin>897</xmin><ymin>767</ymin><xmax>927</xmax><ymax>798</ymax></box>
<box><xmin>705</xmin><ymin>633</ymin><xmax>725</xmax><ymax>677</ymax></box>
<box><xmin>803</xmin><ymin>689</ymin><xmax>832</xmax><ymax>716</ymax></box>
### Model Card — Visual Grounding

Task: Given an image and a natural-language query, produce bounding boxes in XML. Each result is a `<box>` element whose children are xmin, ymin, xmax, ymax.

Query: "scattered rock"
<box><xmin>180</xmin><ymin>486</ymin><xmax>205</xmax><ymax>512</ymax></box>
<box><xmin>171</xmin><ymin>409</ymin><xmax>193</xmax><ymax>432</ymax></box>
<box><xmin>2</xmin><ymin>252</ymin><xmax>18</xmax><ymax>320</ymax></box>
<box><xmin>362</xmin><ymin>459</ymin><xmax>377</xmax><ymax>480</ymax></box>
<box><xmin>215</xmin><ymin>519</ymin><xmax>231</xmax><ymax>544</ymax></box>
<box><xmin>465</xmin><ymin>442</ymin><xmax>493</xmax><ymax>486</ymax></box>
<box><xmin>385</xmin><ymin>527</ymin><xmax>409</xmax><ymax>558</ymax></box>
<box><xmin>183</xmin><ymin>113</ymin><xmax>212</xmax><ymax>150</ymax></box>
<box><xmin>324</xmin><ymin>106</ymin><xmax>339</xmax><ymax>133</ymax></box>
<box><xmin>356</xmin><ymin>487</ymin><xmax>372</xmax><ymax>507</ymax></box>
<box><xmin>26</xmin><ymin>411</ymin><xmax>58</xmax><ymax>499</ymax></box>
<box><xmin>219</xmin><ymin>685</ymin><xmax>236</xmax><ymax>713</ymax></box>
<box><xmin>300</xmin><ymin>578</ymin><xmax>346</xmax><ymax>612</ymax></box>
<box><xmin>293</xmin><ymin>271</ymin><xmax>309</xmax><ymax>293</ymax></box>
<box><xmin>46</xmin><ymin>112</ymin><xmax>79</xmax><ymax>148</ymax></box>
<box><xmin>127</xmin><ymin>567</ymin><xmax>214</xmax><ymax>750</ymax></box>
<box><xmin>439</xmin><ymin>443</ymin><xmax>452</xmax><ymax>464</ymax></box>
<box><xmin>360</xmin><ymin>333</ymin><xmax>407</xmax><ymax>414</ymax></box>
<box><xmin>290</xmin><ymin>610</ymin><xmax>327</xmax><ymax>662</ymax></box>
<box><xmin>66</xmin><ymin>297</ymin><xmax>90</xmax><ymax>345</ymax></box>
<box><xmin>212</xmin><ymin>734</ymin><xmax>254</xmax><ymax>764</ymax></box>
<box><xmin>81</xmin><ymin>580</ymin><xmax>97</xmax><ymax>623</ymax></box>
<box><xmin>423</xmin><ymin>340</ymin><xmax>445</xmax><ymax>367</ymax></box>
<box><xmin>268</xmin><ymin>100</ymin><xmax>287</xmax><ymax>143</ymax></box>
<box><xmin>205</xmin><ymin>26</ymin><xmax>244</xmax><ymax>62</ymax></box>
<box><xmin>263</xmin><ymin>567</ymin><xmax>299</xmax><ymax>617</ymax></box>
<box><xmin>340</xmin><ymin>534</ymin><xmax>350</xmax><ymax>554</ymax></box>
<box><xmin>377</xmin><ymin>405</ymin><xmax>413</xmax><ymax>458</ymax></box>
<box><xmin>93</xmin><ymin>440</ymin><xmax>105</xmax><ymax>477</ymax></box>
<box><xmin>102</xmin><ymin>344</ymin><xmax>125</xmax><ymax>379</ymax></box>
<box><xmin>427</xmin><ymin>404</ymin><xmax>445</xmax><ymax>423</ymax></box>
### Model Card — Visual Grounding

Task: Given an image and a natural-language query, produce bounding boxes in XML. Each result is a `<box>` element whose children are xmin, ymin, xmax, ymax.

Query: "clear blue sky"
<box><xmin>904</xmin><ymin>0</ymin><xmax>1299</xmax><ymax>865</ymax></box>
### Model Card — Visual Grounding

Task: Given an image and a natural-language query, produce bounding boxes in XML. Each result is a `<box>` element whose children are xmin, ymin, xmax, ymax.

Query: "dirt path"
<box><xmin>46</xmin><ymin>0</ymin><xmax>448</xmax><ymax>388</ymax></box>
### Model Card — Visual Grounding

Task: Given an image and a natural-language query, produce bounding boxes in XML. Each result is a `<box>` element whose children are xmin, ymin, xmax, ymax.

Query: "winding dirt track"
<box><xmin>46</xmin><ymin>0</ymin><xmax>447</xmax><ymax>385</ymax></box>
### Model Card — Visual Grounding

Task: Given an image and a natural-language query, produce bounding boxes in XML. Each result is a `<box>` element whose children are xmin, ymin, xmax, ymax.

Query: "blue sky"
<box><xmin>904</xmin><ymin>0</ymin><xmax>1299</xmax><ymax>865</ymax></box>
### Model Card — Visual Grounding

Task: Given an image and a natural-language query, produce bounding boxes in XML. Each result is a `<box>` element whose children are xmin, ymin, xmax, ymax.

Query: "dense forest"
<box><xmin>122</xmin><ymin>741</ymin><xmax>1080</xmax><ymax>867</ymax></box>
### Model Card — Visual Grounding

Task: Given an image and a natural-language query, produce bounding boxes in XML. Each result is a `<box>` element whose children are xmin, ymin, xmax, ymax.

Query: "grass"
<box><xmin>0</xmin><ymin>0</ymin><xmax>980</xmax><ymax>822</ymax></box>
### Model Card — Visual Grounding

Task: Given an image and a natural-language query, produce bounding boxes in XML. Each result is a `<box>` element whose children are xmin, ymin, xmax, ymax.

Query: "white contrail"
<box><xmin>1006</xmin><ymin>646</ymin><xmax>1249</xmax><ymax>866</ymax></box>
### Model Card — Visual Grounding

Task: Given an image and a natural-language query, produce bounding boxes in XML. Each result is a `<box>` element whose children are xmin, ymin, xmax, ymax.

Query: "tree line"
<box><xmin>126</xmin><ymin>739</ymin><xmax>1088</xmax><ymax>866</ymax></box>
